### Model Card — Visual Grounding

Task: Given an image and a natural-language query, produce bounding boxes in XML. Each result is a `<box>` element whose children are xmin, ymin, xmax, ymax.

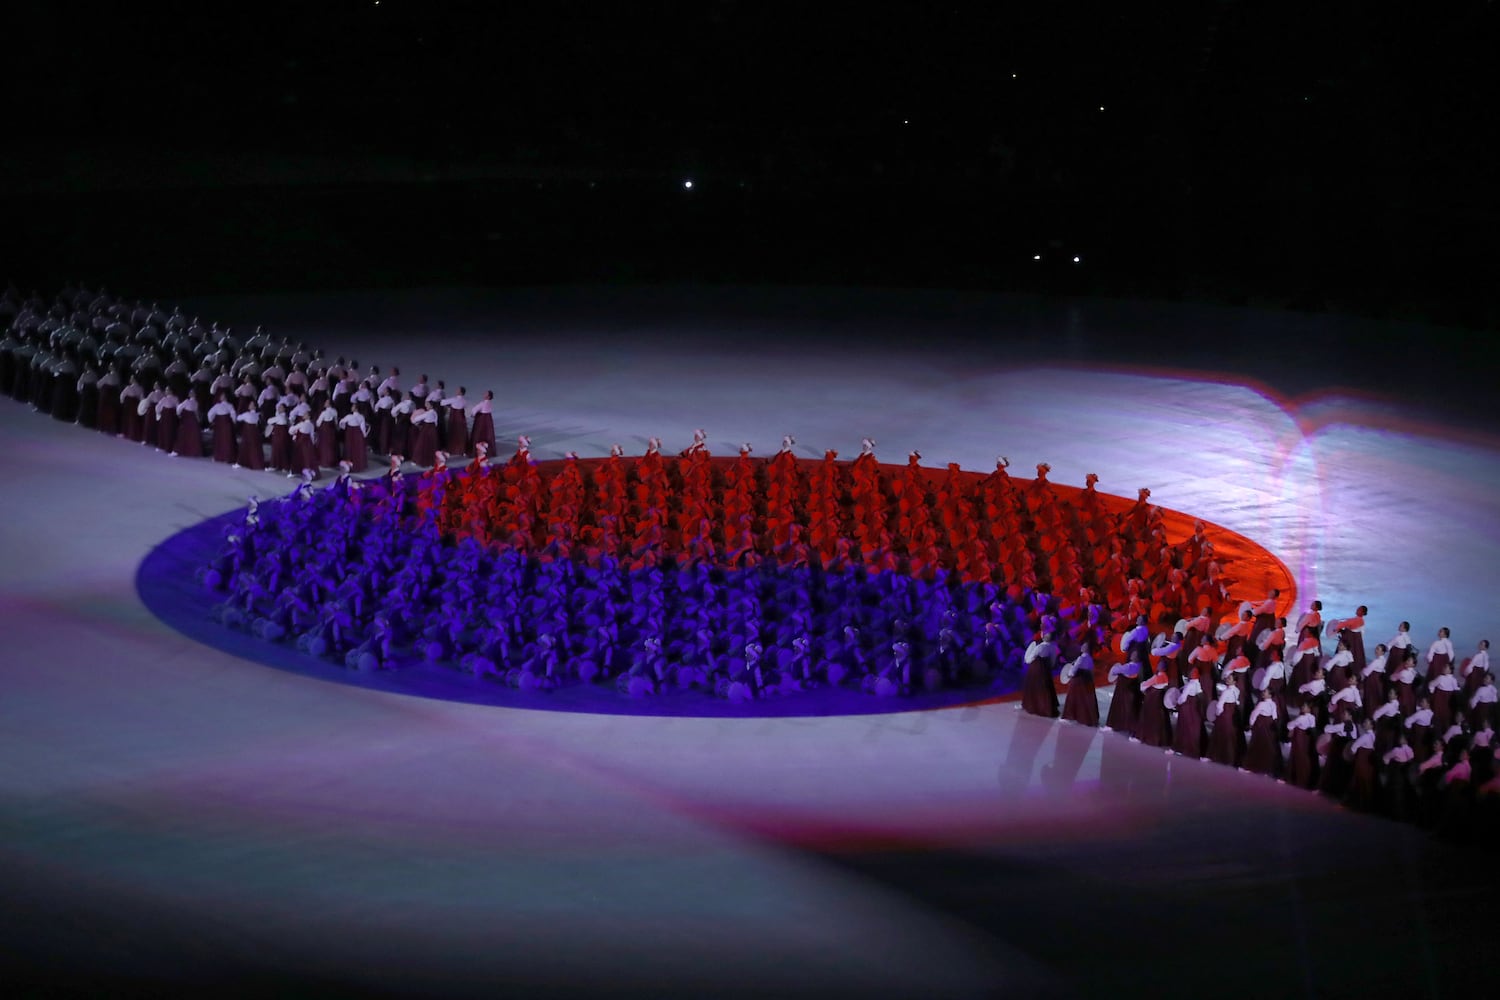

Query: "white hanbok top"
<box><xmin>1059</xmin><ymin>651</ymin><xmax>1092</xmax><ymax>684</ymax></box>
<box><xmin>1372</xmin><ymin>700</ymin><xmax>1400</xmax><ymax>722</ymax></box>
<box><xmin>174</xmin><ymin>397</ymin><xmax>198</xmax><ymax>415</ymax></box>
<box><xmin>1392</xmin><ymin>666</ymin><xmax>1417</xmax><ymax>685</ymax></box>
<box><xmin>392</xmin><ymin>399</ymin><xmax>415</xmax><ymax>417</ymax></box>
<box><xmin>1256</xmin><ymin>661</ymin><xmax>1286</xmax><ymax>689</ymax></box>
<box><xmin>1024</xmin><ymin>639</ymin><xmax>1059</xmax><ymax>665</ymax></box>
<box><xmin>1431</xmin><ymin>673</ymin><xmax>1460</xmax><ymax>692</ymax></box>
<box><xmin>1248</xmin><ymin>700</ymin><xmax>1278</xmax><ymax>724</ymax></box>
<box><xmin>316</xmin><ymin>406</ymin><xmax>339</xmax><ymax>426</ymax></box>
<box><xmin>1361</xmin><ymin>653</ymin><xmax>1388</xmax><ymax>677</ymax></box>
<box><xmin>339</xmin><ymin>411</ymin><xmax>369</xmax><ymax>434</ymax></box>
<box><xmin>443</xmin><ymin>393</ymin><xmax>466</xmax><ymax>412</ymax></box>
<box><xmin>1327</xmin><ymin>649</ymin><xmax>1354</xmax><ymax>670</ymax></box>
<box><xmin>1384</xmin><ymin>744</ymin><xmax>1415</xmax><ymax>765</ymax></box>
<box><xmin>235</xmin><ymin>408</ymin><xmax>260</xmax><ymax>425</ymax></box>
<box><xmin>1463</xmin><ymin>649</ymin><xmax>1490</xmax><ymax>677</ymax></box>
<box><xmin>1350</xmin><ymin>731</ymin><xmax>1376</xmax><ymax>753</ymax></box>
<box><xmin>1287</xmin><ymin>712</ymin><xmax>1317</xmax><ymax>732</ymax></box>
<box><xmin>290</xmin><ymin>418</ymin><xmax>315</xmax><ymax>437</ymax></box>
<box><xmin>1471</xmin><ymin>684</ymin><xmax>1497</xmax><ymax>709</ymax></box>
<box><xmin>1404</xmin><ymin>708</ymin><xmax>1434</xmax><ymax>728</ymax></box>
<box><xmin>1215</xmin><ymin>684</ymin><xmax>1239</xmax><ymax>710</ymax></box>
<box><xmin>1299</xmin><ymin>677</ymin><xmax>1327</xmax><ymax>698</ymax></box>
<box><xmin>1329</xmin><ymin>685</ymin><xmax>1362</xmax><ymax>710</ymax></box>
<box><xmin>473</xmin><ymin>397</ymin><xmax>493</xmax><ymax>414</ymax></box>
<box><xmin>1428</xmin><ymin>637</ymin><xmax>1455</xmax><ymax>662</ymax></box>
<box><xmin>412</xmin><ymin>407</ymin><xmax>439</xmax><ymax>425</ymax></box>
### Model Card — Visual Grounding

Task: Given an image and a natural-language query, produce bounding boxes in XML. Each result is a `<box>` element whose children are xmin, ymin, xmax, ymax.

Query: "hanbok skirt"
<box><xmin>76</xmin><ymin>383</ymin><xmax>98</xmax><ymax>428</ymax></box>
<box><xmin>1347</xmin><ymin>748</ymin><xmax>1377</xmax><ymax>810</ymax></box>
<box><xmin>470</xmin><ymin>411</ymin><xmax>496</xmax><ymax>457</ymax></box>
<box><xmin>343</xmin><ymin>427</ymin><xmax>368</xmax><ymax>473</ymax></box>
<box><xmin>173</xmin><ymin>412</ymin><xmax>202</xmax><ymax>457</ymax></box>
<box><xmin>1427</xmin><ymin>652</ymin><xmax>1451</xmax><ymax>684</ymax></box>
<box><xmin>156</xmin><ymin>410</ymin><xmax>178</xmax><ymax>452</ymax></box>
<box><xmin>1105</xmin><ymin>675</ymin><xmax>1141</xmax><ymax>732</ymax></box>
<box><xmin>1173</xmin><ymin>695</ymin><xmax>1206</xmax><ymax>757</ymax></box>
<box><xmin>1395</xmin><ymin>680</ymin><xmax>1416</xmax><ymax>716</ymax></box>
<box><xmin>446</xmin><ymin>408</ymin><xmax>468</xmax><ymax>456</ymax></box>
<box><xmin>1344</xmin><ymin>629</ymin><xmax>1367</xmax><ymax>675</ymax></box>
<box><xmin>1409</xmin><ymin>723</ymin><xmax>1433</xmax><ymax>763</ymax></box>
<box><xmin>1245</xmin><ymin>714</ymin><xmax>1280</xmax><ymax>776</ymax></box>
<box><xmin>1362</xmin><ymin>672</ymin><xmax>1386</xmax><ymax>717</ymax></box>
<box><xmin>391</xmin><ymin>415</ymin><xmax>411</xmax><ymax>460</ymax></box>
<box><xmin>412</xmin><ymin>422</ymin><xmax>438</xmax><ymax>467</ymax></box>
<box><xmin>1432</xmin><ymin>688</ymin><xmax>1455</xmax><ymax>735</ymax></box>
<box><xmin>141</xmin><ymin>407</ymin><xmax>157</xmax><ymax>447</ymax></box>
<box><xmin>98</xmin><ymin>392</ymin><xmax>121</xmax><ymax>435</ymax></box>
<box><xmin>1318</xmin><ymin>736</ymin><xmax>1351</xmax><ymax>797</ymax></box>
<box><xmin>211</xmin><ymin>415</ymin><xmax>237</xmax><ymax>463</ymax></box>
<box><xmin>269</xmin><ymin>425</ymin><xmax>292</xmax><ymax>471</ymax></box>
<box><xmin>291</xmin><ymin>433</ymin><xmax>317</xmax><ymax>476</ymax></box>
<box><xmin>316</xmin><ymin>422</ymin><xmax>339</xmax><ymax>468</ymax></box>
<box><xmin>122</xmin><ymin>403</ymin><xmax>143</xmax><ymax>442</ymax></box>
<box><xmin>237</xmin><ymin>423</ymin><xmax>265</xmax><ymax>470</ymax></box>
<box><xmin>1136</xmin><ymin>687</ymin><xmax>1171</xmax><ymax>746</ymax></box>
<box><xmin>1061</xmin><ymin>670</ymin><xmax>1098</xmax><ymax>726</ymax></box>
<box><xmin>1208</xmin><ymin>708</ymin><xmax>1241</xmax><ymax>767</ymax></box>
<box><xmin>1288</xmin><ymin>726</ymin><xmax>1317</xmax><ymax>788</ymax></box>
<box><xmin>373</xmin><ymin>410</ymin><xmax>393</xmax><ymax>455</ymax></box>
<box><xmin>1020</xmin><ymin>657</ymin><xmax>1059</xmax><ymax>718</ymax></box>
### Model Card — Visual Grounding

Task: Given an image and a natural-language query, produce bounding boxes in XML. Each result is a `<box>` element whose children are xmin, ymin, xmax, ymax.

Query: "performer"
<box><xmin>1345</xmin><ymin>721</ymin><xmax>1379</xmax><ymax>810</ymax></box>
<box><xmin>470</xmin><ymin>390</ymin><xmax>497</xmax><ymax>458</ymax></box>
<box><xmin>1469</xmin><ymin>672</ymin><xmax>1496</xmax><ymax>730</ymax></box>
<box><xmin>266</xmin><ymin>404</ymin><xmax>292</xmax><ymax>472</ymax></box>
<box><xmin>1243</xmin><ymin>689</ymin><xmax>1281</xmax><ymax>777</ymax></box>
<box><xmin>410</xmin><ymin>399</ymin><xmax>440</xmax><ymax>467</ymax></box>
<box><xmin>1430</xmin><ymin>661</ymin><xmax>1461</xmax><ymax>735</ymax></box>
<box><xmin>1060</xmin><ymin>639</ymin><xmax>1099</xmax><ymax>726</ymax></box>
<box><xmin>1020</xmin><ymin>631</ymin><xmax>1060</xmax><ymax>718</ymax></box>
<box><xmin>1426</xmin><ymin>627</ymin><xmax>1455</xmax><ymax>682</ymax></box>
<box><xmin>289</xmin><ymin>410</ymin><xmax>318</xmax><ymax>478</ymax></box>
<box><xmin>315</xmin><ymin>399</ymin><xmax>341</xmax><ymax>468</ymax></box>
<box><xmin>1286</xmin><ymin>710</ymin><xmax>1318</xmax><ymax>788</ymax></box>
<box><xmin>1207</xmin><ymin>676</ymin><xmax>1243</xmax><ymax>767</ymax></box>
<box><xmin>443</xmin><ymin>386</ymin><xmax>468</xmax><ymax>456</ymax></box>
<box><xmin>1173</xmin><ymin>669</ymin><xmax>1207</xmax><ymax>758</ymax></box>
<box><xmin>206</xmin><ymin>392</ymin><xmax>237</xmax><ymax>463</ymax></box>
<box><xmin>154</xmin><ymin>385</ymin><xmax>180</xmax><ymax>452</ymax></box>
<box><xmin>339</xmin><ymin>408</ymin><xmax>370</xmax><ymax>473</ymax></box>
<box><xmin>372</xmin><ymin>387</ymin><xmax>394</xmax><ymax>455</ymax></box>
<box><xmin>171</xmin><ymin>392</ymin><xmax>203</xmax><ymax>457</ymax></box>
<box><xmin>1462</xmin><ymin>639</ymin><xmax>1490</xmax><ymax>699</ymax></box>
<box><xmin>1103</xmin><ymin>648</ymin><xmax>1145</xmax><ymax>733</ymax></box>
<box><xmin>234</xmin><ymin>405</ymin><xmax>264</xmax><ymax>470</ymax></box>
<box><xmin>1134</xmin><ymin>668</ymin><xmax>1172</xmax><ymax>748</ymax></box>
<box><xmin>390</xmin><ymin>391</ymin><xmax>414</xmax><ymax>459</ymax></box>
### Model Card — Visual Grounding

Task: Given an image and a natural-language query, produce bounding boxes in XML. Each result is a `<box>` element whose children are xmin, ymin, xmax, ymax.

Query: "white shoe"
<box><xmin>1164</xmin><ymin>748</ymin><xmax>1174</xmax><ymax>755</ymax></box>
<box><xmin>231</xmin><ymin>463</ymin><xmax>240</xmax><ymax>469</ymax></box>
<box><xmin>1129</xmin><ymin>736</ymin><xmax>1140</xmax><ymax>744</ymax></box>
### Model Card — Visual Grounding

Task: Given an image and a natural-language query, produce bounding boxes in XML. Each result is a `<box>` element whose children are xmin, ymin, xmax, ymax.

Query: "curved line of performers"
<box><xmin>1017</xmin><ymin>607</ymin><xmax>1497</xmax><ymax>827</ymax></box>
<box><xmin>203</xmin><ymin>472</ymin><xmax>1118</xmax><ymax>703</ymax></box>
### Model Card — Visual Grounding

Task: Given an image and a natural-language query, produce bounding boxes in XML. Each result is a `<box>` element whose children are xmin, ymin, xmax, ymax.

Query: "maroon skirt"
<box><xmin>1288</xmin><ymin>726</ymin><xmax>1317</xmax><ymax>788</ymax></box>
<box><xmin>1431</xmin><ymin>688</ymin><xmax>1455</xmax><ymax>734</ymax></box>
<box><xmin>173</xmin><ymin>412</ymin><xmax>202</xmax><ymax>457</ymax></box>
<box><xmin>1061</xmin><ymin>669</ymin><xmax>1098</xmax><ymax>726</ymax></box>
<box><xmin>98</xmin><ymin>392</ymin><xmax>121</xmax><ymax>435</ymax></box>
<box><xmin>317</xmin><ymin>422</ymin><xmax>339</xmax><ymax>468</ymax></box>
<box><xmin>411</xmin><ymin>421</ymin><xmax>438</xmax><ymax>467</ymax></box>
<box><xmin>1244</xmin><ymin>713</ymin><xmax>1280</xmax><ymax>776</ymax></box>
<box><xmin>390</xmin><ymin>415</ymin><xmax>411</xmax><ymax>459</ymax></box>
<box><xmin>1427</xmin><ymin>652</ymin><xmax>1451</xmax><ymax>684</ymax></box>
<box><xmin>470</xmin><ymin>411</ymin><xmax>496</xmax><ymax>457</ymax></box>
<box><xmin>1208</xmin><ymin>706</ymin><xmax>1242</xmax><ymax>767</ymax></box>
<box><xmin>156</xmin><ymin>410</ymin><xmax>178</xmax><ymax>452</ymax></box>
<box><xmin>1347</xmin><ymin>748</ymin><xmax>1377</xmax><ymax>810</ymax></box>
<box><xmin>212</xmin><ymin>415</ymin><xmax>237</xmax><ymax>462</ymax></box>
<box><xmin>1020</xmin><ymin>656</ymin><xmax>1059</xmax><ymax>718</ymax></box>
<box><xmin>446</xmin><ymin>408</ymin><xmax>469</xmax><ymax>456</ymax></box>
<box><xmin>237</xmin><ymin>423</ymin><xmax>265</xmax><ymax>470</ymax></box>
<box><xmin>1344</xmin><ymin>630</ymin><xmax>1367</xmax><ymax>675</ymax></box>
<box><xmin>121</xmin><ymin>402</ymin><xmax>143</xmax><ymax>441</ymax></box>
<box><xmin>291</xmin><ymin>433</ymin><xmax>317</xmax><ymax>476</ymax></box>
<box><xmin>1361</xmin><ymin>672</ymin><xmax>1386</xmax><ymax>717</ymax></box>
<box><xmin>373</xmin><ymin>410</ymin><xmax>393</xmax><ymax>455</ymax></box>
<box><xmin>269</xmin><ymin>425</ymin><xmax>292</xmax><ymax>471</ymax></box>
<box><xmin>343</xmin><ymin>427</ymin><xmax>368</xmax><ymax>473</ymax></box>
<box><xmin>1173</xmin><ymin>694</ymin><xmax>1205</xmax><ymax>757</ymax></box>
<box><xmin>1105</xmin><ymin>674</ymin><xmax>1141</xmax><ymax>732</ymax></box>
<box><xmin>1136</xmin><ymin>686</ymin><xmax>1172</xmax><ymax>746</ymax></box>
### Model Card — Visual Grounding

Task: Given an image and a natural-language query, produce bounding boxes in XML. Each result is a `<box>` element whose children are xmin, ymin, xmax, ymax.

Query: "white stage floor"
<box><xmin>2</xmin><ymin>287</ymin><xmax>1495</xmax><ymax>998</ymax></box>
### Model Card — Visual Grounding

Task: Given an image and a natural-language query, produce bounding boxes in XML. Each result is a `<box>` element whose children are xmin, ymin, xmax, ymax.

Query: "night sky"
<box><xmin>3</xmin><ymin>1</ymin><xmax>1497</xmax><ymax>325</ymax></box>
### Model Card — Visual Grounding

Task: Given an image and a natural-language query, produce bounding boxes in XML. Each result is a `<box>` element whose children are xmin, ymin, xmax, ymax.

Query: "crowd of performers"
<box><xmin>197</xmin><ymin>435</ymin><xmax>1211</xmax><ymax>706</ymax></box>
<box><xmin>7</xmin><ymin>284</ymin><xmax>1497</xmax><ymax>836</ymax></box>
<box><xmin>1019</xmin><ymin>600</ymin><xmax>1498</xmax><ymax>834</ymax></box>
<box><xmin>0</xmin><ymin>285</ymin><xmax>497</xmax><ymax>475</ymax></box>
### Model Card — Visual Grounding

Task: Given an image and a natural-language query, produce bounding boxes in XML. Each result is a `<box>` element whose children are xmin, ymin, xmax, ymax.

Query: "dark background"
<box><xmin>3</xmin><ymin>0</ymin><xmax>1497</xmax><ymax>330</ymax></box>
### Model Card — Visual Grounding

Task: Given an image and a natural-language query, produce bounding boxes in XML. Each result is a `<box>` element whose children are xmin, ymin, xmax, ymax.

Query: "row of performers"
<box><xmin>76</xmin><ymin>382</ymin><xmax>500</xmax><ymax>473</ymax></box>
<box><xmin>1017</xmin><ymin>627</ymin><xmax>1497</xmax><ymax>808</ymax></box>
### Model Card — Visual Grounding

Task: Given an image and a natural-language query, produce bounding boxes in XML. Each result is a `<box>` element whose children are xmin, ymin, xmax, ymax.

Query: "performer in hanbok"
<box><xmin>1360</xmin><ymin>644</ymin><xmax>1389</xmax><ymax>717</ymax></box>
<box><xmin>171</xmin><ymin>392</ymin><xmax>203</xmax><ymax>457</ymax></box>
<box><xmin>1382</xmin><ymin>735</ymin><xmax>1416</xmax><ymax>821</ymax></box>
<box><xmin>410</xmin><ymin>399</ymin><xmax>440</xmax><ymax>467</ymax></box>
<box><xmin>1426</xmin><ymin>627</ymin><xmax>1455</xmax><ymax>682</ymax></box>
<box><xmin>206</xmin><ymin>391</ymin><xmax>237</xmax><ymax>463</ymax></box>
<box><xmin>470</xmin><ymin>389</ymin><xmax>497</xmax><ymax>458</ymax></box>
<box><xmin>96</xmin><ymin>366</ymin><xmax>122</xmax><ymax>434</ymax></box>
<box><xmin>1405</xmin><ymin>697</ymin><xmax>1435</xmax><ymax>763</ymax></box>
<box><xmin>1173</xmin><ymin>669</ymin><xmax>1208</xmax><ymax>758</ymax></box>
<box><xmin>1244</xmin><ymin>688</ymin><xmax>1281</xmax><ymax>777</ymax></box>
<box><xmin>1103</xmin><ymin>648</ymin><xmax>1145</xmax><ymax>733</ymax></box>
<box><xmin>1293</xmin><ymin>600</ymin><xmax>1323</xmax><ymax>643</ymax></box>
<box><xmin>1462</xmin><ymin>639</ymin><xmax>1490</xmax><ymax>700</ymax></box>
<box><xmin>390</xmin><ymin>392</ymin><xmax>414</xmax><ymax>459</ymax></box>
<box><xmin>1391</xmin><ymin>650</ymin><xmax>1419</xmax><ymax>715</ymax></box>
<box><xmin>154</xmin><ymin>386</ymin><xmax>179</xmax><ymax>452</ymax></box>
<box><xmin>1318</xmin><ymin>712</ymin><xmax>1357</xmax><ymax>798</ymax></box>
<box><xmin>315</xmin><ymin>399</ymin><xmax>341</xmax><ymax>468</ymax></box>
<box><xmin>1286</xmin><ymin>709</ymin><xmax>1318</xmax><ymax>788</ymax></box>
<box><xmin>1469</xmin><ymin>672</ymin><xmax>1496</xmax><ymax>730</ymax></box>
<box><xmin>1020</xmin><ymin>631</ymin><xmax>1060</xmax><ymax>718</ymax></box>
<box><xmin>1345</xmin><ymin>720</ymin><xmax>1379</xmax><ymax>810</ymax></box>
<box><xmin>1207</xmin><ymin>677</ymin><xmax>1243</xmax><ymax>767</ymax></box>
<box><xmin>1387</xmin><ymin>621</ymin><xmax>1414</xmax><ymax>671</ymax></box>
<box><xmin>339</xmin><ymin>408</ymin><xmax>370</xmax><ymax>473</ymax></box>
<box><xmin>1327</xmin><ymin>605</ymin><xmax>1368</xmax><ymax>673</ymax></box>
<box><xmin>1430</xmin><ymin>660</ymin><xmax>1462</xmax><ymax>735</ymax></box>
<box><xmin>372</xmin><ymin>387</ymin><xmax>394</xmax><ymax>455</ymax></box>
<box><xmin>1059</xmin><ymin>638</ymin><xmax>1099</xmax><ymax>726</ymax></box>
<box><xmin>289</xmin><ymin>411</ymin><xmax>317</xmax><ymax>478</ymax></box>
<box><xmin>266</xmin><ymin>404</ymin><xmax>292</xmax><ymax>472</ymax></box>
<box><xmin>1134</xmin><ymin>668</ymin><xmax>1173</xmax><ymax>748</ymax></box>
<box><xmin>1372</xmin><ymin>689</ymin><xmax>1403</xmax><ymax>756</ymax></box>
<box><xmin>443</xmin><ymin>386</ymin><xmax>468</xmax><ymax>456</ymax></box>
<box><xmin>1328</xmin><ymin>674</ymin><xmax>1363</xmax><ymax>723</ymax></box>
<box><xmin>120</xmin><ymin>376</ymin><xmax>145</xmax><ymax>441</ymax></box>
<box><xmin>234</xmin><ymin>405</ymin><xmax>264</xmax><ymax>470</ymax></box>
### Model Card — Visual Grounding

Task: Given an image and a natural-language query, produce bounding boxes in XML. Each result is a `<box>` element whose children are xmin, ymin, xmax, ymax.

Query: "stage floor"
<box><xmin>2</xmin><ymin>286</ymin><xmax>1496</xmax><ymax>998</ymax></box>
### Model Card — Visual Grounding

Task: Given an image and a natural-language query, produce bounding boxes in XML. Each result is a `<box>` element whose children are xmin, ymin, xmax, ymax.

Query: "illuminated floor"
<box><xmin>1</xmin><ymin>287</ymin><xmax>1495</xmax><ymax>998</ymax></box>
